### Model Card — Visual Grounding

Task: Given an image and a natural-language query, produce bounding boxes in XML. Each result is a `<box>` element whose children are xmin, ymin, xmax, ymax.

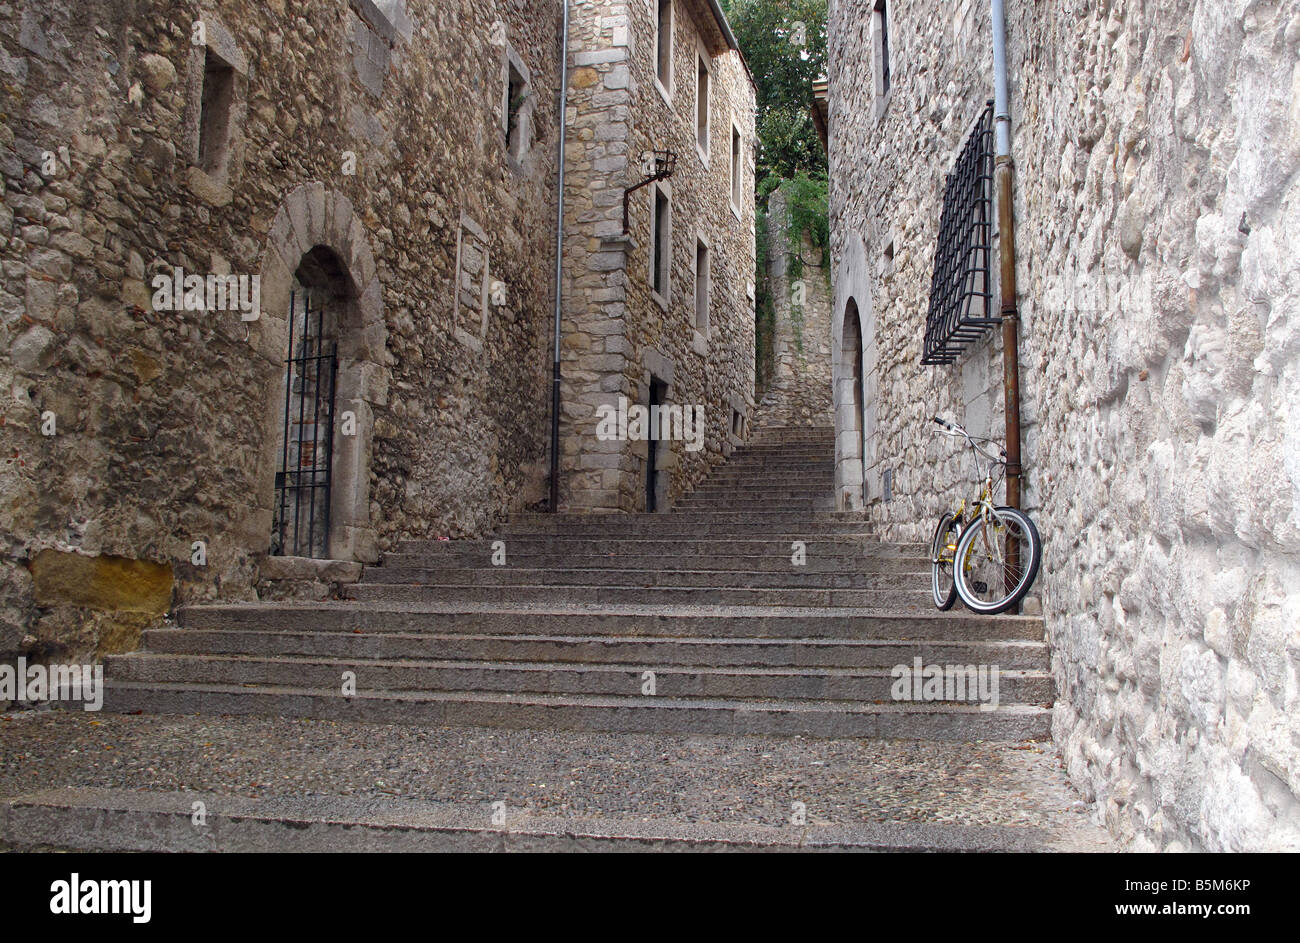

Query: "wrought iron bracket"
<box><xmin>623</xmin><ymin>150</ymin><xmax>678</xmax><ymax>234</ymax></box>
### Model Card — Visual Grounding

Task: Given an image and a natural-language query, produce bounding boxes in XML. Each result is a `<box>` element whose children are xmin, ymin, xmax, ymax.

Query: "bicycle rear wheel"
<box><xmin>930</xmin><ymin>513</ymin><xmax>960</xmax><ymax>610</ymax></box>
<box><xmin>953</xmin><ymin>506</ymin><xmax>1041</xmax><ymax>614</ymax></box>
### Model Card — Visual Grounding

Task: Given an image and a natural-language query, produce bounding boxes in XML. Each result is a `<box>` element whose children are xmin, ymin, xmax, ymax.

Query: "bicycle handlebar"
<box><xmin>932</xmin><ymin>416</ymin><xmax>1009</xmax><ymax>465</ymax></box>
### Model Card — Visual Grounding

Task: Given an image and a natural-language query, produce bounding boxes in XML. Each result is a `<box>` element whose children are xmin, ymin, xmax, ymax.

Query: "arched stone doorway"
<box><xmin>251</xmin><ymin>184</ymin><xmax>387</xmax><ymax>563</ymax></box>
<box><xmin>836</xmin><ymin>299</ymin><xmax>866</xmax><ymax>510</ymax></box>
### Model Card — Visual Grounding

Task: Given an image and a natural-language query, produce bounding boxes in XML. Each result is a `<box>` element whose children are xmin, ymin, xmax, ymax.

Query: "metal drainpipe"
<box><xmin>991</xmin><ymin>0</ymin><xmax>1022</xmax><ymax>515</ymax></box>
<box><xmin>549</xmin><ymin>0</ymin><xmax>570</xmax><ymax>513</ymax></box>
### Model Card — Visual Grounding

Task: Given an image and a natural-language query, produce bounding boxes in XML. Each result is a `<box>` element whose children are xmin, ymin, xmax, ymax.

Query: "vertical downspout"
<box><xmin>549</xmin><ymin>0</ymin><xmax>570</xmax><ymax>512</ymax></box>
<box><xmin>991</xmin><ymin>0</ymin><xmax>1022</xmax><ymax>516</ymax></box>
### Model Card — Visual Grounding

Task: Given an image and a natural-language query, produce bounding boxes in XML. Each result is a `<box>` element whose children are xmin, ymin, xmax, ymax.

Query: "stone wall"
<box><xmin>827</xmin><ymin>0</ymin><xmax>1300</xmax><ymax>851</ymax></box>
<box><xmin>0</xmin><ymin>0</ymin><xmax>562</xmax><ymax>662</ymax></box>
<box><xmin>753</xmin><ymin>187</ymin><xmax>833</xmax><ymax>430</ymax></box>
<box><xmin>558</xmin><ymin>0</ymin><xmax>757</xmax><ymax>512</ymax></box>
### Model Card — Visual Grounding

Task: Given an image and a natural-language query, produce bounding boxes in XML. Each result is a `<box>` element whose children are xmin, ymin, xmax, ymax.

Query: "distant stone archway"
<box><xmin>831</xmin><ymin>231</ymin><xmax>876</xmax><ymax>512</ymax></box>
<box><xmin>836</xmin><ymin>299</ymin><xmax>866</xmax><ymax>510</ymax></box>
<box><xmin>250</xmin><ymin>184</ymin><xmax>388</xmax><ymax>563</ymax></box>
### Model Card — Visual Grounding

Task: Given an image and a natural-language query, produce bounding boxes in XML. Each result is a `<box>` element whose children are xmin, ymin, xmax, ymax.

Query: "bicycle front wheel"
<box><xmin>953</xmin><ymin>506</ymin><xmax>1041</xmax><ymax>614</ymax></box>
<box><xmin>930</xmin><ymin>513</ymin><xmax>960</xmax><ymax>610</ymax></box>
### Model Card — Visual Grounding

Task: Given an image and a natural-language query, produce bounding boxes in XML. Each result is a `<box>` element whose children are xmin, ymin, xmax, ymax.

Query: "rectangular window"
<box><xmin>656</xmin><ymin>0</ymin><xmax>673</xmax><ymax>90</ymax></box>
<box><xmin>198</xmin><ymin>47</ymin><xmax>235</xmax><ymax>175</ymax></box>
<box><xmin>652</xmin><ymin>186</ymin><xmax>671</xmax><ymax>300</ymax></box>
<box><xmin>696</xmin><ymin>55</ymin><xmax>710</xmax><ymax>156</ymax></box>
<box><xmin>694</xmin><ymin>238</ymin><xmax>710</xmax><ymax>332</ymax></box>
<box><xmin>874</xmin><ymin>0</ymin><xmax>892</xmax><ymax>98</ymax></box>
<box><xmin>730</xmin><ymin>125</ymin><xmax>743</xmax><ymax>210</ymax></box>
<box><xmin>506</xmin><ymin>62</ymin><xmax>528</xmax><ymax>158</ymax></box>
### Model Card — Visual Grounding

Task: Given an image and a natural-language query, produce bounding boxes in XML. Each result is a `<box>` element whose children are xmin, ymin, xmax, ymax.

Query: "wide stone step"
<box><xmin>0</xmin><ymin>788</ymin><xmax>1061</xmax><ymax>852</ymax></box>
<box><xmin>722</xmin><ymin>447</ymin><xmax>834</xmax><ymax>457</ymax></box>
<box><xmin>144</xmin><ymin>628</ymin><xmax>1051</xmax><ymax>669</ymax></box>
<box><xmin>720</xmin><ymin>465</ymin><xmax>832</xmax><ymax>472</ymax></box>
<box><xmin>97</xmin><ymin>681</ymin><xmax>1052</xmax><ymax>739</ymax></box>
<box><xmin>682</xmin><ymin>488</ymin><xmax>829</xmax><ymax>498</ymax></box>
<box><xmin>677</xmin><ymin>492</ymin><xmax>831</xmax><ymax>502</ymax></box>
<box><xmin>697</xmin><ymin>468</ymin><xmax>834</xmax><ymax>479</ymax></box>
<box><xmin>378</xmin><ymin>552</ymin><xmax>924</xmax><ymax>573</ymax></box>
<box><xmin>508</xmin><ymin>511</ymin><xmax>866</xmax><ymax>525</ymax></box>
<box><xmin>344</xmin><ymin>582</ymin><xmax>931</xmax><ymax>608</ymax></box>
<box><xmin>396</xmin><ymin>537</ymin><xmax>923</xmax><ymax>555</ymax></box>
<box><xmin>674</xmin><ymin>501</ymin><xmax>834</xmax><ymax>511</ymax></box>
<box><xmin>105</xmin><ymin>653</ymin><xmax>1053</xmax><ymax>703</ymax></box>
<box><xmin>178</xmin><ymin>604</ymin><xmax>1044</xmax><ymax>640</ymax></box>
<box><xmin>501</xmin><ymin>517</ymin><xmax>878</xmax><ymax>533</ymax></box>
<box><xmin>358</xmin><ymin>566</ymin><xmax>928</xmax><ymax>589</ymax></box>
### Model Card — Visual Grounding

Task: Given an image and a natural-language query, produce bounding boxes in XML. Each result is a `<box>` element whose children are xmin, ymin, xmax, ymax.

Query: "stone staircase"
<box><xmin>98</xmin><ymin>425</ymin><xmax>1054</xmax><ymax>741</ymax></box>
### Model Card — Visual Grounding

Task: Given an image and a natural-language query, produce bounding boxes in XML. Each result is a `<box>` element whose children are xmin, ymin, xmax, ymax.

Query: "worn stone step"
<box><xmin>377</xmin><ymin>553</ymin><xmax>924</xmax><ymax>573</ymax></box>
<box><xmin>722</xmin><ymin>447</ymin><xmax>834</xmax><ymax>456</ymax></box>
<box><xmin>678</xmin><ymin>492</ymin><xmax>828</xmax><ymax>501</ymax></box>
<box><xmin>97</xmin><ymin>681</ymin><xmax>1053</xmax><ymax>739</ymax></box>
<box><xmin>697</xmin><ymin>467</ymin><xmax>834</xmax><ymax>477</ymax></box>
<box><xmin>675</xmin><ymin>498</ymin><xmax>829</xmax><ymax>507</ymax></box>
<box><xmin>498</xmin><ymin>521</ymin><xmax>877</xmax><ymax>532</ymax></box>
<box><xmin>144</xmin><ymin>629</ymin><xmax>1051</xmax><ymax>670</ymax></box>
<box><xmin>507</xmin><ymin>511</ymin><xmax>868</xmax><ymax>525</ymax></box>
<box><xmin>177</xmin><ymin>604</ymin><xmax>1044</xmax><ymax>640</ymax></box>
<box><xmin>105</xmin><ymin>653</ymin><xmax>1054</xmax><ymax>703</ymax></box>
<box><xmin>344</xmin><ymin>582</ymin><xmax>932</xmax><ymax>608</ymax></box>
<box><xmin>358</xmin><ymin>566</ymin><xmax>928</xmax><ymax>589</ymax></box>
<box><xmin>697</xmin><ymin>468</ymin><xmax>834</xmax><ymax>478</ymax></box>
<box><xmin>676</xmin><ymin>494</ymin><xmax>830</xmax><ymax>504</ymax></box>
<box><xmin>0</xmin><ymin>788</ymin><xmax>1061</xmax><ymax>853</ymax></box>
<box><xmin>396</xmin><ymin>537</ymin><xmax>922</xmax><ymax>555</ymax></box>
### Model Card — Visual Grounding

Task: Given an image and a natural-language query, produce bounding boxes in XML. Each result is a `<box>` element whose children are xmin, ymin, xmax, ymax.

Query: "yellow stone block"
<box><xmin>30</xmin><ymin>550</ymin><xmax>173</xmax><ymax>615</ymax></box>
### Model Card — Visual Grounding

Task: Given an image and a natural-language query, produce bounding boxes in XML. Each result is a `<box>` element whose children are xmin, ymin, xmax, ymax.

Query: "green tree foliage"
<box><xmin>722</xmin><ymin>0</ymin><xmax>830</xmax><ymax>393</ymax></box>
<box><xmin>721</xmin><ymin>0</ymin><xmax>827</xmax><ymax>186</ymax></box>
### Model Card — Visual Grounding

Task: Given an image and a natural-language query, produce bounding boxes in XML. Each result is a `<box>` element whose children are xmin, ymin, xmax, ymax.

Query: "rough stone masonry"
<box><xmin>0</xmin><ymin>2</ymin><xmax>757</xmax><ymax>664</ymax></box>
<box><xmin>827</xmin><ymin>0</ymin><xmax>1300</xmax><ymax>850</ymax></box>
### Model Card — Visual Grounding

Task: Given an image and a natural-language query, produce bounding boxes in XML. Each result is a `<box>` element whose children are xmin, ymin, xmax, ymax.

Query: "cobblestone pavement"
<box><xmin>0</xmin><ymin>710</ymin><xmax>1110</xmax><ymax>849</ymax></box>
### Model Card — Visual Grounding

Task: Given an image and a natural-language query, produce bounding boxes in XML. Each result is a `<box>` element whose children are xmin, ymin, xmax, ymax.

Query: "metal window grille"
<box><xmin>922</xmin><ymin>101</ymin><xmax>998</xmax><ymax>365</ymax></box>
<box><xmin>271</xmin><ymin>291</ymin><xmax>338</xmax><ymax>558</ymax></box>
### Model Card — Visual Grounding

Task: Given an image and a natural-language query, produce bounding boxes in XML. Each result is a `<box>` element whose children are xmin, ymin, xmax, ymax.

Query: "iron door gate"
<box><xmin>271</xmin><ymin>291</ymin><xmax>338</xmax><ymax>558</ymax></box>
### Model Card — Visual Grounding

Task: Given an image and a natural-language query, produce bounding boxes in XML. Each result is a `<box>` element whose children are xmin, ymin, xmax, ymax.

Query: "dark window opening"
<box><xmin>694</xmin><ymin>239</ymin><xmax>710</xmax><ymax>331</ymax></box>
<box><xmin>653</xmin><ymin>187</ymin><xmax>670</xmax><ymax>298</ymax></box>
<box><xmin>646</xmin><ymin>377</ymin><xmax>668</xmax><ymax>512</ymax></box>
<box><xmin>730</xmin><ymin>126</ymin><xmax>742</xmax><ymax>207</ymax></box>
<box><xmin>656</xmin><ymin>0</ymin><xmax>672</xmax><ymax>87</ymax></box>
<box><xmin>875</xmin><ymin>0</ymin><xmax>891</xmax><ymax>96</ymax></box>
<box><xmin>696</xmin><ymin>57</ymin><xmax>710</xmax><ymax>153</ymax></box>
<box><xmin>198</xmin><ymin>48</ymin><xmax>235</xmax><ymax>175</ymax></box>
<box><xmin>506</xmin><ymin>63</ymin><xmax>528</xmax><ymax>157</ymax></box>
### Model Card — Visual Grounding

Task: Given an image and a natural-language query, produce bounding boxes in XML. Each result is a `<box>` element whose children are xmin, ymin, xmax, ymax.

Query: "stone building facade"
<box><xmin>753</xmin><ymin>187</ymin><xmax>833</xmax><ymax>430</ymax></box>
<box><xmin>827</xmin><ymin>0</ymin><xmax>1300</xmax><ymax>850</ymax></box>
<box><xmin>558</xmin><ymin>0</ymin><xmax>757</xmax><ymax>512</ymax></box>
<box><xmin>0</xmin><ymin>1</ymin><xmax>756</xmax><ymax>663</ymax></box>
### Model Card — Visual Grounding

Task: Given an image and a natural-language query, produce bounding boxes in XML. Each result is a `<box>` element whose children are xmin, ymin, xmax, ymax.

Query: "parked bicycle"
<box><xmin>930</xmin><ymin>416</ymin><xmax>1041</xmax><ymax>614</ymax></box>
